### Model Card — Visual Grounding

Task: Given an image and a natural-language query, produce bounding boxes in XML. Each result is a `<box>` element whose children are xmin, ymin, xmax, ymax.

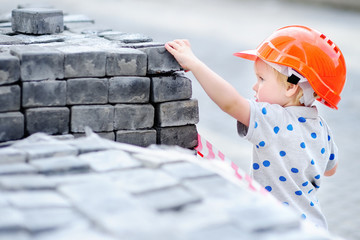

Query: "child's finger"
<box><xmin>174</xmin><ymin>39</ymin><xmax>188</xmax><ymax>47</ymax></box>
<box><xmin>174</xmin><ymin>39</ymin><xmax>183</xmax><ymax>45</ymax></box>
<box><xmin>165</xmin><ymin>43</ymin><xmax>177</xmax><ymax>55</ymax></box>
<box><xmin>167</xmin><ymin>41</ymin><xmax>181</xmax><ymax>50</ymax></box>
<box><xmin>181</xmin><ymin>39</ymin><xmax>191</xmax><ymax>47</ymax></box>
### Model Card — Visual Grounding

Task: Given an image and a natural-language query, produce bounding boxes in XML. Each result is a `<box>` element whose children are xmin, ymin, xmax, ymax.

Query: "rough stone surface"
<box><xmin>155</xmin><ymin>99</ymin><xmax>199</xmax><ymax>127</ymax></box>
<box><xmin>71</xmin><ymin>105</ymin><xmax>114</xmax><ymax>133</ymax></box>
<box><xmin>0</xmin><ymin>85</ymin><xmax>20</xmax><ymax>112</ymax></box>
<box><xmin>157</xmin><ymin>125</ymin><xmax>198</xmax><ymax>149</ymax></box>
<box><xmin>0</xmin><ymin>175</ymin><xmax>57</xmax><ymax>190</ymax></box>
<box><xmin>110</xmin><ymin>168</ymin><xmax>179</xmax><ymax>194</ymax></box>
<box><xmin>6</xmin><ymin>190</ymin><xmax>71</xmax><ymax>208</ymax></box>
<box><xmin>72</xmin><ymin>131</ymin><xmax>115</xmax><ymax>142</ymax></box>
<box><xmin>103</xmin><ymin>33</ymin><xmax>152</xmax><ymax>43</ymax></box>
<box><xmin>29</xmin><ymin>155</ymin><xmax>90</xmax><ymax>175</ymax></box>
<box><xmin>67</xmin><ymin>78</ymin><xmax>108</xmax><ymax>105</ymax></box>
<box><xmin>106</xmin><ymin>48</ymin><xmax>147</xmax><ymax>76</ymax></box>
<box><xmin>25</xmin><ymin>107</ymin><xmax>70</xmax><ymax>135</ymax></box>
<box><xmin>135</xmin><ymin>185</ymin><xmax>202</xmax><ymax>211</ymax></box>
<box><xmin>78</xmin><ymin>149</ymin><xmax>142</xmax><ymax>172</ymax></box>
<box><xmin>0</xmin><ymin>54</ymin><xmax>20</xmax><ymax>85</ymax></box>
<box><xmin>12</xmin><ymin>140</ymin><xmax>78</xmax><ymax>161</ymax></box>
<box><xmin>0</xmin><ymin>34</ymin><xmax>22</xmax><ymax>44</ymax></box>
<box><xmin>114</xmin><ymin>104</ymin><xmax>154</xmax><ymax>130</ymax></box>
<box><xmin>22</xmin><ymin>81</ymin><xmax>66</xmax><ymax>108</ymax></box>
<box><xmin>151</xmin><ymin>74</ymin><xmax>192</xmax><ymax>103</ymax></box>
<box><xmin>0</xmin><ymin>163</ymin><xmax>37</xmax><ymax>175</ymax></box>
<box><xmin>0</xmin><ymin>112</ymin><xmax>24</xmax><ymax>142</ymax></box>
<box><xmin>57</xmin><ymin>45</ymin><xmax>106</xmax><ymax>78</ymax></box>
<box><xmin>161</xmin><ymin>161</ymin><xmax>217</xmax><ymax>180</ymax></box>
<box><xmin>11</xmin><ymin>8</ymin><xmax>64</xmax><ymax>35</ymax></box>
<box><xmin>109</xmin><ymin>77</ymin><xmax>150</xmax><ymax>103</ymax></box>
<box><xmin>0</xmin><ymin>147</ymin><xmax>26</xmax><ymax>164</ymax></box>
<box><xmin>115</xmin><ymin>129</ymin><xmax>156</xmax><ymax>147</ymax></box>
<box><xmin>10</xmin><ymin>45</ymin><xmax>64</xmax><ymax>81</ymax></box>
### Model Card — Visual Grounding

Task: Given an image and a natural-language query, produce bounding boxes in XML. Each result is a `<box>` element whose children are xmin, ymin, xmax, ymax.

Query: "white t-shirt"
<box><xmin>237</xmin><ymin>100</ymin><xmax>338</xmax><ymax>229</ymax></box>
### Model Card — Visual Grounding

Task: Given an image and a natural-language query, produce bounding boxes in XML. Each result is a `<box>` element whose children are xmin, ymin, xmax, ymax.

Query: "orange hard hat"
<box><xmin>234</xmin><ymin>25</ymin><xmax>346</xmax><ymax>109</ymax></box>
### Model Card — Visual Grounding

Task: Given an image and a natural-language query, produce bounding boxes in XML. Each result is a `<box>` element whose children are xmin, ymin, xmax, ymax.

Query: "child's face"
<box><xmin>253</xmin><ymin>59</ymin><xmax>289</xmax><ymax>106</ymax></box>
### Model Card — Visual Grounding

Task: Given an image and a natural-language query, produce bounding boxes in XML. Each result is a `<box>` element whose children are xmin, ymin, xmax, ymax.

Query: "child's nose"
<box><xmin>252</xmin><ymin>82</ymin><xmax>258</xmax><ymax>91</ymax></box>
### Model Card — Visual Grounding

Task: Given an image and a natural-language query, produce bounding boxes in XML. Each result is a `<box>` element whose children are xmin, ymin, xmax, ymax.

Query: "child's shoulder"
<box><xmin>250</xmin><ymin>100</ymin><xmax>290</xmax><ymax>117</ymax></box>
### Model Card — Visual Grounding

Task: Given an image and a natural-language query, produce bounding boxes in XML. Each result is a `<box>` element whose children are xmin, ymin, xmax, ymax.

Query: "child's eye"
<box><xmin>256</xmin><ymin>74</ymin><xmax>265</xmax><ymax>82</ymax></box>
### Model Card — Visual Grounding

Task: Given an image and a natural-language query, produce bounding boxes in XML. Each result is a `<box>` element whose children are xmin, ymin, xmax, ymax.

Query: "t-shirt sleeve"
<box><xmin>237</xmin><ymin>100</ymin><xmax>285</xmax><ymax>146</ymax></box>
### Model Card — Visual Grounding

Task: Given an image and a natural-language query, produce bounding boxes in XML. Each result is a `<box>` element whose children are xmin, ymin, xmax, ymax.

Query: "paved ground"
<box><xmin>2</xmin><ymin>0</ymin><xmax>360</xmax><ymax>239</ymax></box>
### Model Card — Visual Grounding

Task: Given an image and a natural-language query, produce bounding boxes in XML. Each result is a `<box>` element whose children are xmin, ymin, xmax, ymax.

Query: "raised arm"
<box><xmin>165</xmin><ymin>39</ymin><xmax>250</xmax><ymax>127</ymax></box>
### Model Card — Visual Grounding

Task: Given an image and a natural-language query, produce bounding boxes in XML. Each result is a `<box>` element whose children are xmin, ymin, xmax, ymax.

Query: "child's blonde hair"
<box><xmin>274</xmin><ymin>69</ymin><xmax>320</xmax><ymax>105</ymax></box>
<box><xmin>273</xmin><ymin>68</ymin><xmax>304</xmax><ymax>105</ymax></box>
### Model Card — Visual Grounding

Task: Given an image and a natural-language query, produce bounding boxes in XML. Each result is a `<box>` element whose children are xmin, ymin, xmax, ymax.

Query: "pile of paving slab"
<box><xmin>0</xmin><ymin>6</ymin><xmax>198</xmax><ymax>149</ymax></box>
<box><xmin>0</xmin><ymin>131</ymin><xmax>340</xmax><ymax>240</ymax></box>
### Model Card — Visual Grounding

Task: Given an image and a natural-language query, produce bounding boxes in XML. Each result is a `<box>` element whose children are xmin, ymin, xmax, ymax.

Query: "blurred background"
<box><xmin>2</xmin><ymin>0</ymin><xmax>360</xmax><ymax>239</ymax></box>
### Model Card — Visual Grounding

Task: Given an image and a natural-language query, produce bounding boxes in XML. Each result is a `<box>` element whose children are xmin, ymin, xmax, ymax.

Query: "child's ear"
<box><xmin>285</xmin><ymin>83</ymin><xmax>300</xmax><ymax>97</ymax></box>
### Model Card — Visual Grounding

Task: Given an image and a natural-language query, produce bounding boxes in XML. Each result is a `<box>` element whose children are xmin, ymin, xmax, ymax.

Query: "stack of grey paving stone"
<box><xmin>0</xmin><ymin>6</ymin><xmax>198</xmax><ymax>149</ymax></box>
<box><xmin>0</xmin><ymin>131</ymin><xmax>341</xmax><ymax>240</ymax></box>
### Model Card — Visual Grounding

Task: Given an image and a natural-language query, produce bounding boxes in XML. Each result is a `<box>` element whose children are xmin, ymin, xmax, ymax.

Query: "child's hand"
<box><xmin>165</xmin><ymin>39</ymin><xmax>199</xmax><ymax>72</ymax></box>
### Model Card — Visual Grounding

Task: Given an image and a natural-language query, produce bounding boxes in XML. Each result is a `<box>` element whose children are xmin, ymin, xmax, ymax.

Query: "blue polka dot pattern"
<box><xmin>311</xmin><ymin>159</ymin><xmax>315</xmax><ymax>165</ymax></box>
<box><xmin>328</xmin><ymin>135</ymin><xmax>331</xmax><ymax>141</ymax></box>
<box><xmin>263</xmin><ymin>160</ymin><xmax>270</xmax><ymax>167</ymax></box>
<box><xmin>253</xmin><ymin>163</ymin><xmax>260</xmax><ymax>170</ymax></box>
<box><xmin>301</xmin><ymin>214</ymin><xmax>307</xmax><ymax>219</ymax></box>
<box><xmin>300</xmin><ymin>142</ymin><xmax>306</xmax><ymax>148</ymax></box>
<box><xmin>295</xmin><ymin>190</ymin><xmax>303</xmax><ymax>196</ymax></box>
<box><xmin>329</xmin><ymin>153</ymin><xmax>335</xmax><ymax>160</ymax></box>
<box><xmin>279</xmin><ymin>151</ymin><xmax>286</xmax><ymax>157</ymax></box>
<box><xmin>274</xmin><ymin>126</ymin><xmax>280</xmax><ymax>134</ymax></box>
<box><xmin>259</xmin><ymin>141</ymin><xmax>265</xmax><ymax>147</ymax></box>
<box><xmin>265</xmin><ymin>186</ymin><xmax>272</xmax><ymax>192</ymax></box>
<box><xmin>321</xmin><ymin>148</ymin><xmax>325</xmax><ymax>154</ymax></box>
<box><xmin>291</xmin><ymin>168</ymin><xmax>299</xmax><ymax>173</ymax></box>
<box><xmin>255</xmin><ymin>121</ymin><xmax>258</xmax><ymax>128</ymax></box>
<box><xmin>314</xmin><ymin>184</ymin><xmax>320</xmax><ymax>189</ymax></box>
<box><xmin>311</xmin><ymin>132</ymin><xmax>317</xmax><ymax>139</ymax></box>
<box><xmin>310</xmin><ymin>202</ymin><xmax>314</xmax><ymax>207</ymax></box>
<box><xmin>315</xmin><ymin>174</ymin><xmax>320</xmax><ymax>179</ymax></box>
<box><xmin>287</xmin><ymin>124</ymin><xmax>293</xmax><ymax>131</ymax></box>
<box><xmin>308</xmin><ymin>189</ymin><xmax>314</xmax><ymax>194</ymax></box>
<box><xmin>298</xmin><ymin>117</ymin><xmax>306</xmax><ymax>123</ymax></box>
<box><xmin>320</xmin><ymin>121</ymin><xmax>323</xmax><ymax>127</ymax></box>
<box><xmin>262</xmin><ymin>107</ymin><xmax>267</xmax><ymax>115</ymax></box>
<box><xmin>283</xmin><ymin>202</ymin><xmax>289</xmax><ymax>206</ymax></box>
<box><xmin>302</xmin><ymin>181</ymin><xmax>308</xmax><ymax>187</ymax></box>
<box><xmin>279</xmin><ymin>176</ymin><xmax>286</xmax><ymax>181</ymax></box>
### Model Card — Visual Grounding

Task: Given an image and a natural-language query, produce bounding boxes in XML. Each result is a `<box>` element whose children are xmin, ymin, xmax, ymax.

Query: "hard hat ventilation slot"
<box><xmin>320</xmin><ymin>34</ymin><xmax>326</xmax><ymax>40</ymax></box>
<box><xmin>327</xmin><ymin>39</ymin><xmax>333</xmax><ymax>46</ymax></box>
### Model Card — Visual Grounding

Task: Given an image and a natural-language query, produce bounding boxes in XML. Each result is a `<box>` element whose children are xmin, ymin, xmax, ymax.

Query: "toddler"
<box><xmin>165</xmin><ymin>25</ymin><xmax>346</xmax><ymax>229</ymax></box>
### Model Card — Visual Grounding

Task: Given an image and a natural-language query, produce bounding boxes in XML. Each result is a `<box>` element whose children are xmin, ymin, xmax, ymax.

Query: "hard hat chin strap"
<box><xmin>263</xmin><ymin>60</ymin><xmax>316</xmax><ymax>107</ymax></box>
<box><xmin>298</xmin><ymin>80</ymin><xmax>316</xmax><ymax>107</ymax></box>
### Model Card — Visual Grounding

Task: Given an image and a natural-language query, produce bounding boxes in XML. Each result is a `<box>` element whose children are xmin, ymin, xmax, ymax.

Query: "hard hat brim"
<box><xmin>233</xmin><ymin>49</ymin><xmax>258</xmax><ymax>61</ymax></box>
